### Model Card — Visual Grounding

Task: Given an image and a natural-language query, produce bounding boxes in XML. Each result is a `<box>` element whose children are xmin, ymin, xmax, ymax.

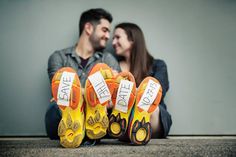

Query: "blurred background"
<box><xmin>0</xmin><ymin>0</ymin><xmax>235</xmax><ymax>136</ymax></box>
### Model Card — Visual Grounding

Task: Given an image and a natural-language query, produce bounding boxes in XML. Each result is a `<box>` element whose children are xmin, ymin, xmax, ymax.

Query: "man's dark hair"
<box><xmin>79</xmin><ymin>8</ymin><xmax>113</xmax><ymax>36</ymax></box>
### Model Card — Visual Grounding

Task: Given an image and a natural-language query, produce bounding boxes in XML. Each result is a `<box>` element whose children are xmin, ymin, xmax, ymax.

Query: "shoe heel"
<box><xmin>85</xmin><ymin>104</ymin><xmax>109</xmax><ymax>139</ymax></box>
<box><xmin>129</xmin><ymin>110</ymin><xmax>151</xmax><ymax>145</ymax></box>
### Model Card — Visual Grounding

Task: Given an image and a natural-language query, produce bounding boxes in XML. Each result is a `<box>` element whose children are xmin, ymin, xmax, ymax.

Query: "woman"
<box><xmin>111</xmin><ymin>23</ymin><xmax>172</xmax><ymax>143</ymax></box>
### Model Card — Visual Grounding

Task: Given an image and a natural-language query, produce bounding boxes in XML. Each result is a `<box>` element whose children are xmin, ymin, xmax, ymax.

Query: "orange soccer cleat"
<box><xmin>108</xmin><ymin>72</ymin><xmax>136</xmax><ymax>138</ymax></box>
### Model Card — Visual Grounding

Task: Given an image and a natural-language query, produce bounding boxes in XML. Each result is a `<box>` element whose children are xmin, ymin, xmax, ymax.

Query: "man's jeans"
<box><xmin>45</xmin><ymin>101</ymin><xmax>61</xmax><ymax>140</ymax></box>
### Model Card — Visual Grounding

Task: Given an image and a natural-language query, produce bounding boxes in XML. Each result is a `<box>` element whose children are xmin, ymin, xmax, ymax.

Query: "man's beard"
<box><xmin>89</xmin><ymin>32</ymin><xmax>106</xmax><ymax>52</ymax></box>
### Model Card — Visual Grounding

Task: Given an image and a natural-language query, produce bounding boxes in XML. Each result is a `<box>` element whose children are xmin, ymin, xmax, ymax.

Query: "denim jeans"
<box><xmin>45</xmin><ymin>101</ymin><xmax>61</xmax><ymax>140</ymax></box>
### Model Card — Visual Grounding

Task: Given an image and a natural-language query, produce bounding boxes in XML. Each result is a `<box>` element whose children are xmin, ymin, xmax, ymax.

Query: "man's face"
<box><xmin>89</xmin><ymin>19</ymin><xmax>111</xmax><ymax>51</ymax></box>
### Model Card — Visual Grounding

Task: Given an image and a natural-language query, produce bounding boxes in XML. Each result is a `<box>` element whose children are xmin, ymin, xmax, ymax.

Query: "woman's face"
<box><xmin>112</xmin><ymin>28</ymin><xmax>132</xmax><ymax>57</ymax></box>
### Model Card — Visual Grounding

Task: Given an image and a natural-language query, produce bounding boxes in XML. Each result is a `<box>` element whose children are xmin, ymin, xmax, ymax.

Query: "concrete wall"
<box><xmin>0</xmin><ymin>0</ymin><xmax>235</xmax><ymax>135</ymax></box>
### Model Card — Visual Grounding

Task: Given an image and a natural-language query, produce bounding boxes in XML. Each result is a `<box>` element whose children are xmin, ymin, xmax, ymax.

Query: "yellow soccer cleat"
<box><xmin>129</xmin><ymin>77</ymin><xmax>162</xmax><ymax>145</ymax></box>
<box><xmin>51</xmin><ymin>67</ymin><xmax>85</xmax><ymax>148</ymax></box>
<box><xmin>84</xmin><ymin>63</ymin><xmax>115</xmax><ymax>139</ymax></box>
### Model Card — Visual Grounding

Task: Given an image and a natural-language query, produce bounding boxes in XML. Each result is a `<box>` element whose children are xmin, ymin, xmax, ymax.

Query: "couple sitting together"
<box><xmin>45</xmin><ymin>8</ymin><xmax>172</xmax><ymax>148</ymax></box>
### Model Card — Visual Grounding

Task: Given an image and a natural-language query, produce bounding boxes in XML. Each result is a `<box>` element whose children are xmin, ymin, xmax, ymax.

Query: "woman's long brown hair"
<box><xmin>115</xmin><ymin>23</ymin><xmax>154</xmax><ymax>86</ymax></box>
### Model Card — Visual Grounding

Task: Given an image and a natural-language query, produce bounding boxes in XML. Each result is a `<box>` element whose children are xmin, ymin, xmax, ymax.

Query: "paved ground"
<box><xmin>0</xmin><ymin>137</ymin><xmax>236</xmax><ymax>157</ymax></box>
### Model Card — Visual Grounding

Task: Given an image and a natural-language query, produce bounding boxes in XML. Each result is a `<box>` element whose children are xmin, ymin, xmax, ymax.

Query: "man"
<box><xmin>45</xmin><ymin>8</ymin><xmax>120</xmax><ymax>145</ymax></box>
<box><xmin>47</xmin><ymin>8</ymin><xmax>120</xmax><ymax>86</ymax></box>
